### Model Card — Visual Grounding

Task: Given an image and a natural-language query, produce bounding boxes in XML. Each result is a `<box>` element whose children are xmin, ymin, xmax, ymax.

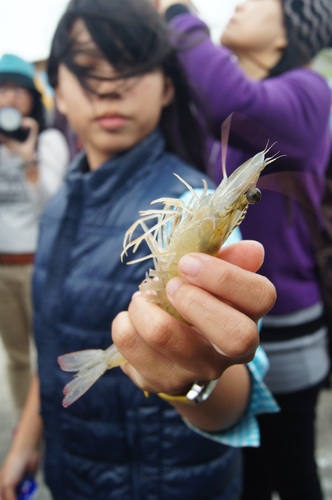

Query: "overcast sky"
<box><xmin>0</xmin><ymin>0</ymin><xmax>237</xmax><ymax>62</ymax></box>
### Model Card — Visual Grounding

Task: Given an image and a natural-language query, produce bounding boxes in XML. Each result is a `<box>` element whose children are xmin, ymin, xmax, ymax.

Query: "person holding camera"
<box><xmin>0</xmin><ymin>53</ymin><xmax>70</xmax><ymax>413</ymax></box>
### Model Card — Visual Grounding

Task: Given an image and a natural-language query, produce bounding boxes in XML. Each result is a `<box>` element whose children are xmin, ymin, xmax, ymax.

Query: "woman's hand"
<box><xmin>0</xmin><ymin>376</ymin><xmax>43</xmax><ymax>500</ymax></box>
<box><xmin>112</xmin><ymin>240</ymin><xmax>276</xmax><ymax>397</ymax></box>
<box><xmin>2</xmin><ymin>116</ymin><xmax>40</xmax><ymax>184</ymax></box>
<box><xmin>1</xmin><ymin>117</ymin><xmax>39</xmax><ymax>163</ymax></box>
<box><xmin>0</xmin><ymin>448</ymin><xmax>40</xmax><ymax>500</ymax></box>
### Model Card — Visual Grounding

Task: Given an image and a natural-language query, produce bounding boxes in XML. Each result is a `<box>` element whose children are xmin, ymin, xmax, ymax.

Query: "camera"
<box><xmin>0</xmin><ymin>107</ymin><xmax>30</xmax><ymax>142</ymax></box>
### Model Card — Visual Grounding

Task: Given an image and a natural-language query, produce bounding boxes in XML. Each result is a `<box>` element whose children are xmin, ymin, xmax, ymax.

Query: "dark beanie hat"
<box><xmin>0</xmin><ymin>53</ymin><xmax>40</xmax><ymax>95</ymax></box>
<box><xmin>282</xmin><ymin>0</ymin><xmax>332</xmax><ymax>63</ymax></box>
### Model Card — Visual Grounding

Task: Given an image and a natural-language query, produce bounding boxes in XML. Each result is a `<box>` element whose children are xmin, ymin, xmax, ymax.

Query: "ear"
<box><xmin>161</xmin><ymin>77</ymin><xmax>175</xmax><ymax>108</ymax></box>
<box><xmin>55</xmin><ymin>86</ymin><xmax>68</xmax><ymax>116</ymax></box>
<box><xmin>275</xmin><ymin>31</ymin><xmax>288</xmax><ymax>51</ymax></box>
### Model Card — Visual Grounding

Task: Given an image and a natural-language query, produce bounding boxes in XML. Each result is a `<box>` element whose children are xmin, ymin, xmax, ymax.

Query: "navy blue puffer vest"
<box><xmin>33</xmin><ymin>132</ymin><xmax>242</xmax><ymax>499</ymax></box>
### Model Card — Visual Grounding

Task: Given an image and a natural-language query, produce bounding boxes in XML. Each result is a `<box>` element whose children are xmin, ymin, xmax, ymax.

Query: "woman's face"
<box><xmin>221</xmin><ymin>0</ymin><xmax>286</xmax><ymax>55</ymax></box>
<box><xmin>55</xmin><ymin>20</ymin><xmax>174</xmax><ymax>170</ymax></box>
<box><xmin>0</xmin><ymin>82</ymin><xmax>34</xmax><ymax>116</ymax></box>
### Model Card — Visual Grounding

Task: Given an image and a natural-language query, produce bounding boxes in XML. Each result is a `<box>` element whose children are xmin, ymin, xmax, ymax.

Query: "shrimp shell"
<box><xmin>58</xmin><ymin>148</ymin><xmax>276</xmax><ymax>407</ymax></box>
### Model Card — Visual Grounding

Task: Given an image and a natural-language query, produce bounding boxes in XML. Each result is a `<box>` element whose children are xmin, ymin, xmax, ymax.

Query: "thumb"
<box><xmin>218</xmin><ymin>240</ymin><xmax>265</xmax><ymax>273</ymax></box>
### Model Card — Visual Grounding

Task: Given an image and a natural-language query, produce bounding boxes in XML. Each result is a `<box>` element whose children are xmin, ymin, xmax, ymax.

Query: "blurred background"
<box><xmin>1</xmin><ymin>0</ymin><xmax>331</xmax><ymax>101</ymax></box>
<box><xmin>0</xmin><ymin>0</ymin><xmax>236</xmax><ymax>62</ymax></box>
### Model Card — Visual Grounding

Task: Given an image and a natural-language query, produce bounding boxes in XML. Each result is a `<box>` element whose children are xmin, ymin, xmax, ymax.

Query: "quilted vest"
<box><xmin>33</xmin><ymin>131</ymin><xmax>242</xmax><ymax>500</ymax></box>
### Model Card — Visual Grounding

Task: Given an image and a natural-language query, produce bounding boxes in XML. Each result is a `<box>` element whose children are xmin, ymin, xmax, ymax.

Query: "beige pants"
<box><xmin>0</xmin><ymin>264</ymin><xmax>35</xmax><ymax>411</ymax></box>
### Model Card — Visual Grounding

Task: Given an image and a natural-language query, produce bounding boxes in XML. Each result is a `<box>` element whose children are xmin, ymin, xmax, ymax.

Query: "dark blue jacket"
<box><xmin>34</xmin><ymin>132</ymin><xmax>241</xmax><ymax>499</ymax></box>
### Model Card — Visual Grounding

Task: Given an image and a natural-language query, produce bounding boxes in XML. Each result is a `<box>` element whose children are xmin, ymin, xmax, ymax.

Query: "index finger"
<box><xmin>218</xmin><ymin>240</ymin><xmax>265</xmax><ymax>272</ymax></box>
<box><xmin>170</xmin><ymin>251</ymin><xmax>276</xmax><ymax>319</ymax></box>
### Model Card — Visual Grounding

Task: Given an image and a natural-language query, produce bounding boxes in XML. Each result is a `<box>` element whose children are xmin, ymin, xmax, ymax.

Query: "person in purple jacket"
<box><xmin>154</xmin><ymin>0</ymin><xmax>332</xmax><ymax>499</ymax></box>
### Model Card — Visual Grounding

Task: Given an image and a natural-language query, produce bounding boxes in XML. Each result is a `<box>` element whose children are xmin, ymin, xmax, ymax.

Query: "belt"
<box><xmin>0</xmin><ymin>253</ymin><xmax>35</xmax><ymax>265</ymax></box>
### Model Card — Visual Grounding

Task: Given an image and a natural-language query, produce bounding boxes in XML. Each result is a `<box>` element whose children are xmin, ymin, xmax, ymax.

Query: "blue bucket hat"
<box><xmin>0</xmin><ymin>53</ymin><xmax>40</xmax><ymax>94</ymax></box>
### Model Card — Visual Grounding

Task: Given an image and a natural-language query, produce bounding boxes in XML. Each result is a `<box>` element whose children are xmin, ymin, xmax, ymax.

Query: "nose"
<box><xmin>99</xmin><ymin>90</ymin><xmax>122</xmax><ymax>100</ymax></box>
<box><xmin>90</xmin><ymin>78</ymin><xmax>126</xmax><ymax>100</ymax></box>
<box><xmin>234</xmin><ymin>0</ymin><xmax>246</xmax><ymax>12</ymax></box>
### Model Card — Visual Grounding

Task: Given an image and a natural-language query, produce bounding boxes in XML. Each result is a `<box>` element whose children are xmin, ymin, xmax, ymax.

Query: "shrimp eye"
<box><xmin>246</xmin><ymin>187</ymin><xmax>262</xmax><ymax>204</ymax></box>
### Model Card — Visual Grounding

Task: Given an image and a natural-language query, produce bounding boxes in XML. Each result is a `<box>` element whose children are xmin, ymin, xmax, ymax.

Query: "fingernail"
<box><xmin>166</xmin><ymin>277</ymin><xmax>183</xmax><ymax>296</ymax></box>
<box><xmin>179</xmin><ymin>255</ymin><xmax>201</xmax><ymax>277</ymax></box>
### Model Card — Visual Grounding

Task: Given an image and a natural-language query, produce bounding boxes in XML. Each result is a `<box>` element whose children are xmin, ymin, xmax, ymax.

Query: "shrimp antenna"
<box><xmin>264</xmin><ymin>140</ymin><xmax>286</xmax><ymax>164</ymax></box>
<box><xmin>221</xmin><ymin>114</ymin><xmax>233</xmax><ymax>180</ymax></box>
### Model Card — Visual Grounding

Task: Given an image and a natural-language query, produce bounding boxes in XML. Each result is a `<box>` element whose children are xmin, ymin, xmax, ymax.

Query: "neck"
<box><xmin>235</xmin><ymin>50</ymin><xmax>280</xmax><ymax>80</ymax></box>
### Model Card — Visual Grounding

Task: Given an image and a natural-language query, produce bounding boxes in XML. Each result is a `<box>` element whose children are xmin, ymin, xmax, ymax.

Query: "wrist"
<box><xmin>165</xmin><ymin>4</ymin><xmax>191</xmax><ymax>21</ymax></box>
<box><xmin>146</xmin><ymin>380</ymin><xmax>219</xmax><ymax>405</ymax></box>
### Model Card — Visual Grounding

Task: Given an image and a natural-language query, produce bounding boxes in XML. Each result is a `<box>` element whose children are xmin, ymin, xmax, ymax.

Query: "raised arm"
<box><xmin>154</xmin><ymin>1</ymin><xmax>331</xmax><ymax>156</ymax></box>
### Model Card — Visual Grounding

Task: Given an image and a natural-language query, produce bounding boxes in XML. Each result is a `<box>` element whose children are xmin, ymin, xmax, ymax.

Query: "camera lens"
<box><xmin>0</xmin><ymin>107</ymin><xmax>22</xmax><ymax>132</ymax></box>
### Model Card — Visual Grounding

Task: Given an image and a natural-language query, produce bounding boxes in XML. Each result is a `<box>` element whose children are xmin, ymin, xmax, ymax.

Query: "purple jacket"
<box><xmin>170</xmin><ymin>12</ymin><xmax>332</xmax><ymax>315</ymax></box>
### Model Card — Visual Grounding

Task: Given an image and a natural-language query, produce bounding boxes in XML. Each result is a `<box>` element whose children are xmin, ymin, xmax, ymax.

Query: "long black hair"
<box><xmin>29</xmin><ymin>89</ymin><xmax>46</xmax><ymax>133</ymax></box>
<box><xmin>47</xmin><ymin>0</ymin><xmax>207</xmax><ymax>171</ymax></box>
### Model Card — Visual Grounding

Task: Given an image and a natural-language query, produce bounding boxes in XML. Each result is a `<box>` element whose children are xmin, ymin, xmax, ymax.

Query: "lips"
<box><xmin>97</xmin><ymin>114</ymin><xmax>127</xmax><ymax>131</ymax></box>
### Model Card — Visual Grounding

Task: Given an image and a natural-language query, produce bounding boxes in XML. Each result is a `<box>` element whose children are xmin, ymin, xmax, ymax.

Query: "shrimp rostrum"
<box><xmin>58</xmin><ymin>147</ymin><xmax>277</xmax><ymax>407</ymax></box>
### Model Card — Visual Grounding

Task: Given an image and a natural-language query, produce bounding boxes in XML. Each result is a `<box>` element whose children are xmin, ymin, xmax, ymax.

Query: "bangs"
<box><xmin>48</xmin><ymin>0</ymin><xmax>173</xmax><ymax>88</ymax></box>
<box><xmin>84</xmin><ymin>12</ymin><xmax>171</xmax><ymax>76</ymax></box>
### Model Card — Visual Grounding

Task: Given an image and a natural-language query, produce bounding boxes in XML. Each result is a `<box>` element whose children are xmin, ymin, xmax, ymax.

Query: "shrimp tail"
<box><xmin>61</xmin><ymin>359</ymin><xmax>108</xmax><ymax>408</ymax></box>
<box><xmin>58</xmin><ymin>345</ymin><xmax>126</xmax><ymax>407</ymax></box>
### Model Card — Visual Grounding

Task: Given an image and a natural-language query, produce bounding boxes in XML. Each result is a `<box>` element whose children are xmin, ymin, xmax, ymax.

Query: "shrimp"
<box><xmin>58</xmin><ymin>147</ymin><xmax>277</xmax><ymax>407</ymax></box>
